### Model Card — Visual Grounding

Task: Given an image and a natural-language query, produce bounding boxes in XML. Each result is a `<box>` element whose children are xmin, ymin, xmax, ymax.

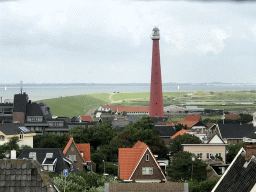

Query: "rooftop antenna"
<box><xmin>20</xmin><ymin>80</ymin><xmax>23</xmax><ymax>94</ymax></box>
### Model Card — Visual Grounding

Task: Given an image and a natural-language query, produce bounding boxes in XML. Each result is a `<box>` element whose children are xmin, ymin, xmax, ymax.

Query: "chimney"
<box><xmin>245</xmin><ymin>143</ymin><xmax>256</xmax><ymax>162</ymax></box>
<box><xmin>11</xmin><ymin>149</ymin><xmax>16</xmax><ymax>159</ymax></box>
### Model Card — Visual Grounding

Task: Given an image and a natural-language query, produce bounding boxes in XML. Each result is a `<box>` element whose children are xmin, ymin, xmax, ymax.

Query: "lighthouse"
<box><xmin>149</xmin><ymin>27</ymin><xmax>164</xmax><ymax>118</ymax></box>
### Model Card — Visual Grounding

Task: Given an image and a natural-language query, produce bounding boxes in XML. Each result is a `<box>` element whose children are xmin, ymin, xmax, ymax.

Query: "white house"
<box><xmin>0</xmin><ymin>123</ymin><xmax>36</xmax><ymax>148</ymax></box>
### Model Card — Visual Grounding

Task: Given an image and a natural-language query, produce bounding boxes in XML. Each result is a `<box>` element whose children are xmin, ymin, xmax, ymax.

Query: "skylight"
<box><xmin>19</xmin><ymin>127</ymin><xmax>30</xmax><ymax>132</ymax></box>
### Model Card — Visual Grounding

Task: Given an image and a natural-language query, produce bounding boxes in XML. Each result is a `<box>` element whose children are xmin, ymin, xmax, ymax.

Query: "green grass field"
<box><xmin>40</xmin><ymin>93</ymin><xmax>110</xmax><ymax>118</ymax></box>
<box><xmin>40</xmin><ymin>91</ymin><xmax>256</xmax><ymax>118</ymax></box>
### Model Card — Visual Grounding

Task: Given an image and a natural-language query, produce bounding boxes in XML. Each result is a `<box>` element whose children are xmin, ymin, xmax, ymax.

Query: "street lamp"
<box><xmin>191</xmin><ymin>156</ymin><xmax>196</xmax><ymax>180</ymax></box>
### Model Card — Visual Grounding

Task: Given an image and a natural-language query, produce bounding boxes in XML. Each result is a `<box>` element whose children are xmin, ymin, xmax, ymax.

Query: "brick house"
<box><xmin>118</xmin><ymin>141</ymin><xmax>166</xmax><ymax>183</ymax></box>
<box><xmin>63</xmin><ymin>138</ymin><xmax>96</xmax><ymax>172</ymax></box>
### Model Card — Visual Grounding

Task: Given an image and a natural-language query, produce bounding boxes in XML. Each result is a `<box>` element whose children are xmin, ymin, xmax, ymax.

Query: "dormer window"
<box><xmin>80</xmin><ymin>151</ymin><xmax>83</xmax><ymax>157</ymax></box>
<box><xmin>42</xmin><ymin>154</ymin><xmax>57</xmax><ymax>172</ymax></box>
<box><xmin>0</xmin><ymin>135</ymin><xmax>5</xmax><ymax>141</ymax></box>
<box><xmin>20</xmin><ymin>132</ymin><xmax>24</xmax><ymax>140</ymax></box>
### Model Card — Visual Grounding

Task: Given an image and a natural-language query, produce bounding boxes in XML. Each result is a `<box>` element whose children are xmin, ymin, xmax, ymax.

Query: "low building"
<box><xmin>63</xmin><ymin>138</ymin><xmax>96</xmax><ymax>172</ymax></box>
<box><xmin>118</xmin><ymin>141</ymin><xmax>166</xmax><ymax>183</ymax></box>
<box><xmin>18</xmin><ymin>148</ymin><xmax>79</xmax><ymax>175</ymax></box>
<box><xmin>0</xmin><ymin>123</ymin><xmax>36</xmax><ymax>148</ymax></box>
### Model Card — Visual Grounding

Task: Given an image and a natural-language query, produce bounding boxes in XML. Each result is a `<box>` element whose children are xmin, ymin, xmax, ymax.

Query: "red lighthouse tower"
<box><xmin>149</xmin><ymin>27</ymin><xmax>164</xmax><ymax>118</ymax></box>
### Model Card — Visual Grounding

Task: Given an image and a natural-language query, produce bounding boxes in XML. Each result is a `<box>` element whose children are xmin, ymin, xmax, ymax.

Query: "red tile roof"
<box><xmin>176</xmin><ymin>115</ymin><xmax>201</xmax><ymax>128</ymax></box>
<box><xmin>101</xmin><ymin>105</ymin><xmax>149</xmax><ymax>113</ymax></box>
<box><xmin>63</xmin><ymin>138</ymin><xmax>91</xmax><ymax>162</ymax></box>
<box><xmin>79</xmin><ymin>115</ymin><xmax>93</xmax><ymax>122</ymax></box>
<box><xmin>170</xmin><ymin>129</ymin><xmax>192</xmax><ymax>139</ymax></box>
<box><xmin>76</xmin><ymin>144</ymin><xmax>91</xmax><ymax>162</ymax></box>
<box><xmin>185</xmin><ymin>115</ymin><xmax>201</xmax><ymax>121</ymax></box>
<box><xmin>119</xmin><ymin>141</ymin><xmax>149</xmax><ymax>180</ymax></box>
<box><xmin>225</xmin><ymin>114</ymin><xmax>241</xmax><ymax>120</ymax></box>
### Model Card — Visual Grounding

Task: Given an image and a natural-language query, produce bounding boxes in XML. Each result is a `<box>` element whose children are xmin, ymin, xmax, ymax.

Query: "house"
<box><xmin>0</xmin><ymin>159</ymin><xmax>59</xmax><ymax>192</ymax></box>
<box><xmin>18</xmin><ymin>148</ymin><xmax>79</xmax><ymax>175</ymax></box>
<box><xmin>182</xmin><ymin>135</ymin><xmax>228</xmax><ymax>163</ymax></box>
<box><xmin>177</xmin><ymin>115</ymin><xmax>207</xmax><ymax>131</ymax></box>
<box><xmin>118</xmin><ymin>141</ymin><xmax>166</xmax><ymax>183</ymax></box>
<box><xmin>63</xmin><ymin>138</ymin><xmax>96</xmax><ymax>172</ymax></box>
<box><xmin>217</xmin><ymin>124</ymin><xmax>255</xmax><ymax>144</ymax></box>
<box><xmin>79</xmin><ymin>115</ymin><xmax>93</xmax><ymax>122</ymax></box>
<box><xmin>212</xmin><ymin>138</ymin><xmax>256</xmax><ymax>192</ymax></box>
<box><xmin>153</xmin><ymin>125</ymin><xmax>176</xmax><ymax>145</ymax></box>
<box><xmin>0</xmin><ymin>123</ymin><xmax>36</xmax><ymax>148</ymax></box>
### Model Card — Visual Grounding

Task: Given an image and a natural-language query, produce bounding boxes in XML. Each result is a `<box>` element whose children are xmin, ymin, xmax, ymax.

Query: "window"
<box><xmin>71</xmin><ymin>147</ymin><xmax>74</xmax><ymax>151</ymax></box>
<box><xmin>43</xmin><ymin>165</ymin><xmax>48</xmax><ymax>171</ymax></box>
<box><xmin>0</xmin><ymin>135</ymin><xmax>5</xmax><ymax>141</ymax></box>
<box><xmin>146</xmin><ymin>154</ymin><xmax>149</xmax><ymax>161</ymax></box>
<box><xmin>29</xmin><ymin>152</ymin><xmax>36</xmax><ymax>159</ymax></box>
<box><xmin>215</xmin><ymin>153</ymin><xmax>221</xmax><ymax>157</ymax></box>
<box><xmin>20</xmin><ymin>133</ymin><xmax>24</xmax><ymax>140</ymax></box>
<box><xmin>197</xmin><ymin>153</ymin><xmax>202</xmax><ymax>159</ymax></box>
<box><xmin>142</xmin><ymin>167</ymin><xmax>153</xmax><ymax>175</ymax></box>
<box><xmin>80</xmin><ymin>151</ymin><xmax>83</xmax><ymax>157</ymax></box>
<box><xmin>48</xmin><ymin>165</ymin><xmax>54</xmax><ymax>171</ymax></box>
<box><xmin>207</xmin><ymin>153</ymin><xmax>213</xmax><ymax>159</ymax></box>
<box><xmin>69</xmin><ymin>155</ymin><xmax>76</xmax><ymax>162</ymax></box>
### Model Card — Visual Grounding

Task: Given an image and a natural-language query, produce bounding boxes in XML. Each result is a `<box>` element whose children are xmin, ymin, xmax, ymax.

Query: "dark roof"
<box><xmin>101</xmin><ymin>117</ymin><xmax>114</xmax><ymax>122</ymax></box>
<box><xmin>0</xmin><ymin>123</ymin><xmax>34</xmax><ymax>135</ymax></box>
<box><xmin>0</xmin><ymin>159</ymin><xmax>58</xmax><ymax>192</ymax></box>
<box><xmin>18</xmin><ymin>148</ymin><xmax>79</xmax><ymax>175</ymax></box>
<box><xmin>193</xmin><ymin>121</ymin><xmax>207</xmax><ymax>127</ymax></box>
<box><xmin>150</xmin><ymin>117</ymin><xmax>169</xmax><ymax>125</ymax></box>
<box><xmin>71</xmin><ymin>116</ymin><xmax>79</xmax><ymax>122</ymax></box>
<box><xmin>13</xmin><ymin>93</ymin><xmax>28</xmax><ymax>112</ymax></box>
<box><xmin>26</xmin><ymin>103</ymin><xmax>44</xmax><ymax>116</ymax></box>
<box><xmin>213</xmin><ymin>149</ymin><xmax>256</xmax><ymax>192</ymax></box>
<box><xmin>154</xmin><ymin>125</ymin><xmax>176</xmax><ymax>137</ymax></box>
<box><xmin>218</xmin><ymin>124</ymin><xmax>256</xmax><ymax>139</ymax></box>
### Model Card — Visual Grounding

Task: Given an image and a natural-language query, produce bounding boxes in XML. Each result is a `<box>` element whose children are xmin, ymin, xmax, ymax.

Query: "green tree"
<box><xmin>169</xmin><ymin>134</ymin><xmax>202</xmax><ymax>156</ymax></box>
<box><xmin>122</xmin><ymin>116</ymin><xmax>168</xmax><ymax>158</ymax></box>
<box><xmin>174</xmin><ymin>123</ymin><xmax>188</xmax><ymax>132</ymax></box>
<box><xmin>188</xmin><ymin>178</ymin><xmax>219</xmax><ymax>192</ymax></box>
<box><xmin>33</xmin><ymin>133</ymin><xmax>66</xmax><ymax>149</ymax></box>
<box><xmin>226</xmin><ymin>142</ymin><xmax>246</xmax><ymax>163</ymax></box>
<box><xmin>167</xmin><ymin>152</ymin><xmax>207</xmax><ymax>182</ymax></box>
<box><xmin>98</xmin><ymin>161</ymin><xmax>118</xmax><ymax>175</ymax></box>
<box><xmin>0</xmin><ymin>137</ymin><xmax>31</xmax><ymax>159</ymax></box>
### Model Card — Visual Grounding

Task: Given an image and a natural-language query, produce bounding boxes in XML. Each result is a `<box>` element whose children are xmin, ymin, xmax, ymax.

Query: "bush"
<box><xmin>188</xmin><ymin>178</ymin><xmax>219</xmax><ymax>192</ymax></box>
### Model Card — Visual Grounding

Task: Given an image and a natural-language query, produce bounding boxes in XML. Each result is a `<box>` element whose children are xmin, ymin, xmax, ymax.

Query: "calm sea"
<box><xmin>1</xmin><ymin>83</ymin><xmax>256</xmax><ymax>102</ymax></box>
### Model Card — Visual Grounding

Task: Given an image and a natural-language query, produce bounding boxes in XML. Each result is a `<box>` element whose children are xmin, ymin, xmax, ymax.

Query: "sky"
<box><xmin>1</xmin><ymin>0</ymin><xmax>256</xmax><ymax>84</ymax></box>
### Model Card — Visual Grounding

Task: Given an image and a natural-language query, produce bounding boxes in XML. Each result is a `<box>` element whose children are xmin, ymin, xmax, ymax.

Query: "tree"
<box><xmin>0</xmin><ymin>137</ymin><xmax>31</xmax><ymax>159</ymax></box>
<box><xmin>188</xmin><ymin>178</ymin><xmax>219</xmax><ymax>192</ymax></box>
<box><xmin>174</xmin><ymin>123</ymin><xmax>188</xmax><ymax>132</ymax></box>
<box><xmin>33</xmin><ymin>133</ymin><xmax>66</xmax><ymax>149</ymax></box>
<box><xmin>167</xmin><ymin>152</ymin><xmax>207</xmax><ymax>182</ymax></box>
<box><xmin>226</xmin><ymin>142</ymin><xmax>246</xmax><ymax>163</ymax></box>
<box><xmin>122</xmin><ymin>116</ymin><xmax>168</xmax><ymax>158</ymax></box>
<box><xmin>169</xmin><ymin>134</ymin><xmax>202</xmax><ymax>156</ymax></box>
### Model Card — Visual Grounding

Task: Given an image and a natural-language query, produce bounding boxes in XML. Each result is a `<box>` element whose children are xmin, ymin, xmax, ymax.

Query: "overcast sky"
<box><xmin>1</xmin><ymin>0</ymin><xmax>256</xmax><ymax>84</ymax></box>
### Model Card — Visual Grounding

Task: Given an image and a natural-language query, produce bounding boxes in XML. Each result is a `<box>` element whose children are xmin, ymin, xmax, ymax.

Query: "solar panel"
<box><xmin>19</xmin><ymin>127</ymin><xmax>30</xmax><ymax>132</ymax></box>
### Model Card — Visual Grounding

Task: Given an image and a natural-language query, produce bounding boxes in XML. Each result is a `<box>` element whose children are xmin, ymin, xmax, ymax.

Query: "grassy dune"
<box><xmin>40</xmin><ymin>93</ymin><xmax>110</xmax><ymax>118</ymax></box>
<box><xmin>40</xmin><ymin>91</ymin><xmax>256</xmax><ymax>118</ymax></box>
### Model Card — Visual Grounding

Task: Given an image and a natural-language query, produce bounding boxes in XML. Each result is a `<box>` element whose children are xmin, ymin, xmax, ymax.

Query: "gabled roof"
<box><xmin>79</xmin><ymin>115</ymin><xmax>93</xmax><ymax>122</ymax></box>
<box><xmin>26</xmin><ymin>103</ymin><xmax>44</xmax><ymax>116</ymax></box>
<box><xmin>207</xmin><ymin>133</ymin><xmax>225</xmax><ymax>144</ymax></box>
<box><xmin>119</xmin><ymin>141</ymin><xmax>147</xmax><ymax>180</ymax></box>
<box><xmin>118</xmin><ymin>141</ymin><xmax>166</xmax><ymax>181</ymax></box>
<box><xmin>154</xmin><ymin>125</ymin><xmax>176</xmax><ymax>137</ymax></box>
<box><xmin>0</xmin><ymin>123</ymin><xmax>35</xmax><ymax>136</ymax></box>
<box><xmin>176</xmin><ymin>115</ymin><xmax>202</xmax><ymax>128</ymax></box>
<box><xmin>18</xmin><ymin>148</ymin><xmax>79</xmax><ymax>175</ymax></box>
<box><xmin>185</xmin><ymin>115</ymin><xmax>201</xmax><ymax>121</ymax></box>
<box><xmin>170</xmin><ymin>129</ymin><xmax>192</xmax><ymax>139</ymax></box>
<box><xmin>212</xmin><ymin>148</ymin><xmax>256</xmax><ymax>192</ymax></box>
<box><xmin>218</xmin><ymin>124</ymin><xmax>255</xmax><ymax>139</ymax></box>
<box><xmin>63</xmin><ymin>138</ymin><xmax>92</xmax><ymax>162</ymax></box>
<box><xmin>0</xmin><ymin>159</ymin><xmax>59</xmax><ymax>191</ymax></box>
<box><xmin>76</xmin><ymin>144</ymin><xmax>91</xmax><ymax>162</ymax></box>
<box><xmin>225</xmin><ymin>114</ymin><xmax>241</xmax><ymax>120</ymax></box>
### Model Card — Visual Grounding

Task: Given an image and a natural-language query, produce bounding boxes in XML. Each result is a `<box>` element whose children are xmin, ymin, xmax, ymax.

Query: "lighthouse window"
<box><xmin>155</xmin><ymin>92</ymin><xmax>157</xmax><ymax>94</ymax></box>
<box><xmin>156</xmin><ymin>103</ymin><xmax>157</xmax><ymax>105</ymax></box>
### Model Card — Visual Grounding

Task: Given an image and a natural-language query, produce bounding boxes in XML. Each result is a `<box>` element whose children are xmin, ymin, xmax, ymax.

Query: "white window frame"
<box><xmin>197</xmin><ymin>153</ymin><xmax>202</xmax><ymax>159</ymax></box>
<box><xmin>0</xmin><ymin>135</ymin><xmax>5</xmax><ymax>141</ymax></box>
<box><xmin>69</xmin><ymin>155</ymin><xmax>77</xmax><ymax>162</ymax></box>
<box><xmin>146</xmin><ymin>154</ymin><xmax>149</xmax><ymax>161</ymax></box>
<box><xmin>19</xmin><ymin>132</ymin><xmax>24</xmax><ymax>140</ymax></box>
<box><xmin>142</xmin><ymin>167</ymin><xmax>153</xmax><ymax>175</ymax></box>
